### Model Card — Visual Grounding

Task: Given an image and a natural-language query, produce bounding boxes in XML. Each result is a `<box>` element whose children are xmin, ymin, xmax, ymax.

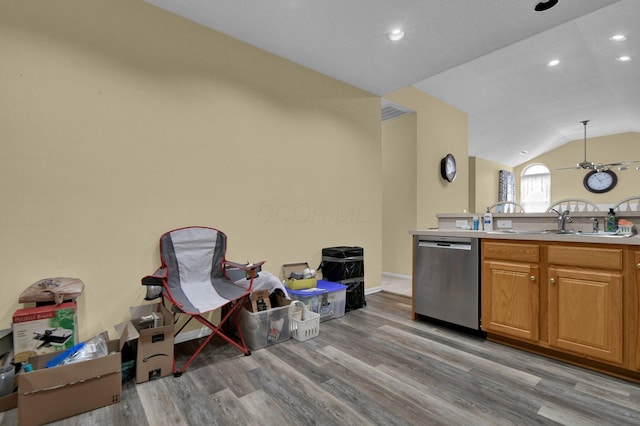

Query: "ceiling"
<box><xmin>143</xmin><ymin>0</ymin><xmax>639</xmax><ymax>167</ymax></box>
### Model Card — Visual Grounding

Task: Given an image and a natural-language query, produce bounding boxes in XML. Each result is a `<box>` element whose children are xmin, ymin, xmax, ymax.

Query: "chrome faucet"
<box><xmin>551</xmin><ymin>208</ymin><xmax>573</xmax><ymax>231</ymax></box>
<box><xmin>591</xmin><ymin>217</ymin><xmax>599</xmax><ymax>233</ymax></box>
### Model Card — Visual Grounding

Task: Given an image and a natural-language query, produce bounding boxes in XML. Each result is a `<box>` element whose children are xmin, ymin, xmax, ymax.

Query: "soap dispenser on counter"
<box><xmin>605</xmin><ymin>208</ymin><xmax>617</xmax><ymax>232</ymax></box>
<box><xmin>483</xmin><ymin>211</ymin><xmax>493</xmax><ymax>231</ymax></box>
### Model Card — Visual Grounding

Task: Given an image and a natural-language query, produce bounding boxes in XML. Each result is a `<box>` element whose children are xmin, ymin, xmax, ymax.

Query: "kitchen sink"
<box><xmin>488</xmin><ymin>229</ymin><xmax>635</xmax><ymax>238</ymax></box>
<box><xmin>487</xmin><ymin>229</ymin><xmax>548</xmax><ymax>234</ymax></box>
<box><xmin>487</xmin><ymin>229</ymin><xmax>572</xmax><ymax>235</ymax></box>
<box><xmin>573</xmin><ymin>230</ymin><xmax>636</xmax><ymax>238</ymax></box>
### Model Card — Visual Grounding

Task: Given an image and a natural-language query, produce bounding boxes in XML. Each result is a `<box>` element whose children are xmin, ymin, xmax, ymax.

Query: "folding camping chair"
<box><xmin>141</xmin><ymin>226</ymin><xmax>264</xmax><ymax>376</ymax></box>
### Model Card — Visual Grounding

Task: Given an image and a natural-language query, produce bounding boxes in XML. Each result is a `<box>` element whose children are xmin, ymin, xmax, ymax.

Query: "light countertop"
<box><xmin>409</xmin><ymin>228</ymin><xmax>640</xmax><ymax>246</ymax></box>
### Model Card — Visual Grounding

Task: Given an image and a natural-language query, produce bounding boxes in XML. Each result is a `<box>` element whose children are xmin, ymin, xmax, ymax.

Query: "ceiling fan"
<box><xmin>558</xmin><ymin>120</ymin><xmax>640</xmax><ymax>172</ymax></box>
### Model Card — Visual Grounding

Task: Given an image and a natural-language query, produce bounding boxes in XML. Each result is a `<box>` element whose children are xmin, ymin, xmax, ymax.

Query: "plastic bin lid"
<box><xmin>286</xmin><ymin>287</ymin><xmax>328</xmax><ymax>296</ymax></box>
<box><xmin>316</xmin><ymin>280</ymin><xmax>348</xmax><ymax>291</ymax></box>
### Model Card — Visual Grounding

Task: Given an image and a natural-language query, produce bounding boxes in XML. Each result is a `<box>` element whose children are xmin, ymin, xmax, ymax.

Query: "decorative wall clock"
<box><xmin>583</xmin><ymin>170</ymin><xmax>617</xmax><ymax>193</ymax></box>
<box><xmin>440</xmin><ymin>154</ymin><xmax>457</xmax><ymax>183</ymax></box>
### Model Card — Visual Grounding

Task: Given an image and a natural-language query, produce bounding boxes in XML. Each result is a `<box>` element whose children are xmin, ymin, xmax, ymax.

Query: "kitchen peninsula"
<box><xmin>411</xmin><ymin>211</ymin><xmax>640</xmax><ymax>383</ymax></box>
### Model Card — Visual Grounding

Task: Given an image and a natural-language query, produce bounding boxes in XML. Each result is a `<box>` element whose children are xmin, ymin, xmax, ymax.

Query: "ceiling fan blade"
<box><xmin>556</xmin><ymin>122</ymin><xmax>639</xmax><ymax>172</ymax></box>
<box><xmin>556</xmin><ymin>165</ymin><xmax>584</xmax><ymax>171</ymax></box>
<box><xmin>603</xmin><ymin>160</ymin><xmax>640</xmax><ymax>170</ymax></box>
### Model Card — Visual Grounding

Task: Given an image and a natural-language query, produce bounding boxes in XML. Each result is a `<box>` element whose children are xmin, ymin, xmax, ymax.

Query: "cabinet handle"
<box><xmin>530</xmin><ymin>275</ymin><xmax>535</xmax><ymax>282</ymax></box>
<box><xmin>550</xmin><ymin>278</ymin><xmax>556</xmax><ymax>284</ymax></box>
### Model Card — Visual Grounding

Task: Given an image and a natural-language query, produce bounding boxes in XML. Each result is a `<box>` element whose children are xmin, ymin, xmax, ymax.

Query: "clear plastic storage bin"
<box><xmin>286</xmin><ymin>287</ymin><xmax>328</xmax><ymax>320</ymax></box>
<box><xmin>238</xmin><ymin>304</ymin><xmax>292</xmax><ymax>350</ymax></box>
<box><xmin>316</xmin><ymin>280</ymin><xmax>347</xmax><ymax>321</ymax></box>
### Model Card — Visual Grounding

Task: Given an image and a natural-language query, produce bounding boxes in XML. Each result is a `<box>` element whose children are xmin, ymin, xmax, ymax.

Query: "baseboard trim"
<box><xmin>365</xmin><ymin>286</ymin><xmax>383</xmax><ymax>295</ymax></box>
<box><xmin>382</xmin><ymin>272</ymin><xmax>411</xmax><ymax>280</ymax></box>
<box><xmin>174</xmin><ymin>328</ymin><xmax>212</xmax><ymax>344</ymax></box>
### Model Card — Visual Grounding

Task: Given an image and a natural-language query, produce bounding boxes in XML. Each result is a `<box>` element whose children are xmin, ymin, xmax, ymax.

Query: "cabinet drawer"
<box><xmin>547</xmin><ymin>245</ymin><xmax>622</xmax><ymax>270</ymax></box>
<box><xmin>483</xmin><ymin>241</ymin><xmax>539</xmax><ymax>263</ymax></box>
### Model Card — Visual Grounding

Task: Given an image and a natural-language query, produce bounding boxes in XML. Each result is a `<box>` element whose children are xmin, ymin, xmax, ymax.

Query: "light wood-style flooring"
<box><xmin>3</xmin><ymin>291</ymin><xmax>640</xmax><ymax>425</ymax></box>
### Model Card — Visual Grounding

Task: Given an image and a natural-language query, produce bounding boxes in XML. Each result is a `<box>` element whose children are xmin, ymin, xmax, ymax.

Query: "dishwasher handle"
<box><xmin>418</xmin><ymin>240</ymin><xmax>472</xmax><ymax>251</ymax></box>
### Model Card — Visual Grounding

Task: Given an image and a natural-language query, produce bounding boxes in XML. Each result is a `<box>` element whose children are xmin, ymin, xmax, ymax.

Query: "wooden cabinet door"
<box><xmin>548</xmin><ymin>267</ymin><xmax>623</xmax><ymax>365</ymax></box>
<box><xmin>482</xmin><ymin>260</ymin><xmax>539</xmax><ymax>341</ymax></box>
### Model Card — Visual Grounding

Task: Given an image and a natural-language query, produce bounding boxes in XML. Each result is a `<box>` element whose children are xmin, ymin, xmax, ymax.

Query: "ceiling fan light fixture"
<box><xmin>387</xmin><ymin>29</ymin><xmax>405</xmax><ymax>42</ymax></box>
<box><xmin>534</xmin><ymin>0</ymin><xmax>559</xmax><ymax>12</ymax></box>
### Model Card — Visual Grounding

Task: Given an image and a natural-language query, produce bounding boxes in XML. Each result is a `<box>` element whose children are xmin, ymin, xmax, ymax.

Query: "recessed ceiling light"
<box><xmin>534</xmin><ymin>0</ymin><xmax>559</xmax><ymax>12</ymax></box>
<box><xmin>520</xmin><ymin>150</ymin><xmax>529</xmax><ymax>155</ymax></box>
<box><xmin>387</xmin><ymin>29</ymin><xmax>405</xmax><ymax>42</ymax></box>
<box><xmin>547</xmin><ymin>59</ymin><xmax>560</xmax><ymax>67</ymax></box>
<box><xmin>609</xmin><ymin>34</ymin><xmax>627</xmax><ymax>41</ymax></box>
<box><xmin>617</xmin><ymin>56</ymin><xmax>632</xmax><ymax>62</ymax></box>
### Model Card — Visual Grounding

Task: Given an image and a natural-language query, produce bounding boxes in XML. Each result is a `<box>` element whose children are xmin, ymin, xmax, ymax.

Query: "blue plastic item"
<box><xmin>46</xmin><ymin>342</ymin><xmax>85</xmax><ymax>368</ymax></box>
<box><xmin>316</xmin><ymin>280</ymin><xmax>348</xmax><ymax>321</ymax></box>
<box><xmin>287</xmin><ymin>287</ymin><xmax>327</xmax><ymax>314</ymax></box>
<box><xmin>316</xmin><ymin>280</ymin><xmax>347</xmax><ymax>292</ymax></box>
<box><xmin>286</xmin><ymin>287</ymin><xmax>328</xmax><ymax>297</ymax></box>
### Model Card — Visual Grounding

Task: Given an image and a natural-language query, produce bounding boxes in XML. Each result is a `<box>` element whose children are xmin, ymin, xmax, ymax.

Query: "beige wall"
<box><xmin>382</xmin><ymin>114</ymin><xmax>417</xmax><ymax>275</ymax></box>
<box><xmin>514</xmin><ymin>132</ymin><xmax>640</xmax><ymax>205</ymax></box>
<box><xmin>385</xmin><ymin>88</ymin><xmax>469</xmax><ymax>230</ymax></box>
<box><xmin>1</xmin><ymin>0</ymin><xmax>382</xmax><ymax>338</ymax></box>
<box><xmin>380</xmin><ymin>88</ymin><xmax>468</xmax><ymax>277</ymax></box>
<box><xmin>471</xmin><ymin>157</ymin><xmax>513</xmax><ymax>214</ymax></box>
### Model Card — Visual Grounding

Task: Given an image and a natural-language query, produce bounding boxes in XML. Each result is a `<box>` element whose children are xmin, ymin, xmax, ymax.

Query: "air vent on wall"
<box><xmin>381</xmin><ymin>99</ymin><xmax>414</xmax><ymax>122</ymax></box>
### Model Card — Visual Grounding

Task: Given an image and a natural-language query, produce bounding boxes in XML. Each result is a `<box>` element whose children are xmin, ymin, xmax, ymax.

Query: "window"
<box><xmin>520</xmin><ymin>164</ymin><xmax>550</xmax><ymax>212</ymax></box>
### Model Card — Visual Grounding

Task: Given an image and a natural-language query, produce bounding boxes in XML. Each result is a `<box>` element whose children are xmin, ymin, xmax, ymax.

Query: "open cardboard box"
<box><xmin>17</xmin><ymin>332</ymin><xmax>126</xmax><ymax>426</ymax></box>
<box><xmin>283</xmin><ymin>262</ymin><xmax>317</xmax><ymax>290</ymax></box>
<box><xmin>114</xmin><ymin>303</ymin><xmax>174</xmax><ymax>384</ymax></box>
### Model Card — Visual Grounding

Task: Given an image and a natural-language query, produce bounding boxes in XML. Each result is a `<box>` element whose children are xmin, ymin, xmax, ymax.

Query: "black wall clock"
<box><xmin>583</xmin><ymin>170</ymin><xmax>617</xmax><ymax>193</ymax></box>
<box><xmin>440</xmin><ymin>153</ymin><xmax>457</xmax><ymax>183</ymax></box>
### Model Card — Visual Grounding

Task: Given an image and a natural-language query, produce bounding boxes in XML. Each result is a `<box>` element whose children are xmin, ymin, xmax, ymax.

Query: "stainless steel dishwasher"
<box><xmin>412</xmin><ymin>235</ymin><xmax>481</xmax><ymax>332</ymax></box>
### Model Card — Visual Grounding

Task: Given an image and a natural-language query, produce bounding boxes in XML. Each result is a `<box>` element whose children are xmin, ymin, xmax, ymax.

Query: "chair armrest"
<box><xmin>224</xmin><ymin>260</ymin><xmax>265</xmax><ymax>282</ymax></box>
<box><xmin>141</xmin><ymin>267</ymin><xmax>166</xmax><ymax>301</ymax></box>
<box><xmin>141</xmin><ymin>267</ymin><xmax>166</xmax><ymax>286</ymax></box>
<box><xmin>223</xmin><ymin>260</ymin><xmax>265</xmax><ymax>271</ymax></box>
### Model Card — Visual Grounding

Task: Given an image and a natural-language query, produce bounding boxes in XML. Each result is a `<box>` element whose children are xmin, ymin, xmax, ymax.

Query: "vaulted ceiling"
<box><xmin>143</xmin><ymin>0</ymin><xmax>639</xmax><ymax>167</ymax></box>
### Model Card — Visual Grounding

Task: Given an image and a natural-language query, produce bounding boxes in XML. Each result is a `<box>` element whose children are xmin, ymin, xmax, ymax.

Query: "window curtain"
<box><xmin>520</xmin><ymin>172</ymin><xmax>550</xmax><ymax>212</ymax></box>
<box><xmin>498</xmin><ymin>170</ymin><xmax>515</xmax><ymax>202</ymax></box>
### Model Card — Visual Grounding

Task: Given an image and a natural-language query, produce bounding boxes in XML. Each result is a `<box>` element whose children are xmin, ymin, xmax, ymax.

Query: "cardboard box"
<box><xmin>17</xmin><ymin>338</ymin><xmax>123</xmax><ymax>426</ymax></box>
<box><xmin>250</xmin><ymin>290</ymin><xmax>271</xmax><ymax>312</ymax></box>
<box><xmin>0</xmin><ymin>392</ymin><xmax>17</xmax><ymax>413</ymax></box>
<box><xmin>283</xmin><ymin>262</ymin><xmax>317</xmax><ymax>290</ymax></box>
<box><xmin>115</xmin><ymin>303</ymin><xmax>174</xmax><ymax>383</ymax></box>
<box><xmin>12</xmin><ymin>302</ymin><xmax>77</xmax><ymax>363</ymax></box>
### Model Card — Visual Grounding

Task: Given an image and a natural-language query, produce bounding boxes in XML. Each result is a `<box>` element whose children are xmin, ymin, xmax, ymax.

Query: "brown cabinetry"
<box><xmin>482</xmin><ymin>242</ymin><xmax>539</xmax><ymax>341</ymax></box>
<box><xmin>634</xmin><ymin>250</ymin><xmax>640</xmax><ymax>371</ymax></box>
<box><xmin>547</xmin><ymin>246</ymin><xmax>623</xmax><ymax>365</ymax></box>
<box><xmin>482</xmin><ymin>240</ymin><xmax>627</xmax><ymax>369</ymax></box>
